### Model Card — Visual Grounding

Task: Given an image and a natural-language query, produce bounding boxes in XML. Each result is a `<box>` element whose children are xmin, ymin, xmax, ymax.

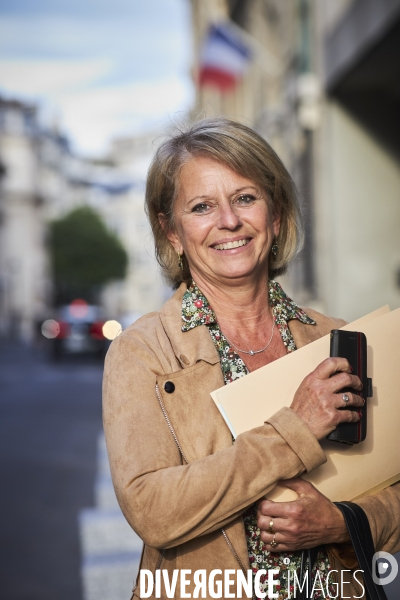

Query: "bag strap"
<box><xmin>334</xmin><ymin>501</ymin><xmax>388</xmax><ymax>600</ymax></box>
<box><xmin>296</xmin><ymin>546</ymin><xmax>321</xmax><ymax>600</ymax></box>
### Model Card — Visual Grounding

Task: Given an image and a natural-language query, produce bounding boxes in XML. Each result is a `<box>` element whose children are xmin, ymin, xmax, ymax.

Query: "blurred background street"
<box><xmin>0</xmin><ymin>339</ymin><xmax>142</xmax><ymax>600</ymax></box>
<box><xmin>0</xmin><ymin>0</ymin><xmax>399</xmax><ymax>598</ymax></box>
<box><xmin>0</xmin><ymin>339</ymin><xmax>103</xmax><ymax>599</ymax></box>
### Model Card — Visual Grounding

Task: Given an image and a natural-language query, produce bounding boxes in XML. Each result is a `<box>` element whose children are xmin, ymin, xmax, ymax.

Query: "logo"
<box><xmin>372</xmin><ymin>551</ymin><xmax>398</xmax><ymax>586</ymax></box>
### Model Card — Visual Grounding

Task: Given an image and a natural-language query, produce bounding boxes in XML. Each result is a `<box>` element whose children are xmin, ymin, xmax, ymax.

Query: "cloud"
<box><xmin>0</xmin><ymin>0</ymin><xmax>183</xmax><ymax>20</ymax></box>
<box><xmin>0</xmin><ymin>59</ymin><xmax>112</xmax><ymax>95</ymax></box>
<box><xmin>0</xmin><ymin>0</ymin><xmax>193</xmax><ymax>155</ymax></box>
<box><xmin>0</xmin><ymin>56</ymin><xmax>194</xmax><ymax>156</ymax></box>
<box><xmin>0</xmin><ymin>55</ymin><xmax>193</xmax><ymax>155</ymax></box>
<box><xmin>0</xmin><ymin>14</ymin><xmax>190</xmax><ymax>75</ymax></box>
<box><xmin>59</xmin><ymin>78</ymin><xmax>194</xmax><ymax>155</ymax></box>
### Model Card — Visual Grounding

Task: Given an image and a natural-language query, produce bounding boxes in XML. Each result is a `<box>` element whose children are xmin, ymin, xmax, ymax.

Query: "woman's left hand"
<box><xmin>257</xmin><ymin>478</ymin><xmax>350</xmax><ymax>551</ymax></box>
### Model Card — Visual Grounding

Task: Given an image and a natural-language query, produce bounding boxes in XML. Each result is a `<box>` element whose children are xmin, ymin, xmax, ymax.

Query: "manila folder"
<box><xmin>211</xmin><ymin>306</ymin><xmax>400</xmax><ymax>502</ymax></box>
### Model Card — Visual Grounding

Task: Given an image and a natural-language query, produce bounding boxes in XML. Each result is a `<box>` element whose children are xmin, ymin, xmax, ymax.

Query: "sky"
<box><xmin>0</xmin><ymin>0</ymin><xmax>194</xmax><ymax>156</ymax></box>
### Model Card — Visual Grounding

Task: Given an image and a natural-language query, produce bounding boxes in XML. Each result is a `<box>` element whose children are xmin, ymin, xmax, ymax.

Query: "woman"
<box><xmin>103</xmin><ymin>118</ymin><xmax>400</xmax><ymax>599</ymax></box>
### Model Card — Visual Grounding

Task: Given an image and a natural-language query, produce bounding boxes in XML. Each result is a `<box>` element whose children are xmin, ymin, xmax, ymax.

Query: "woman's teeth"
<box><xmin>213</xmin><ymin>239</ymin><xmax>249</xmax><ymax>250</ymax></box>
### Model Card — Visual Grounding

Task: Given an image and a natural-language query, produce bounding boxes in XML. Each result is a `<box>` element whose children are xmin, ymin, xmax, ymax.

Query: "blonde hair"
<box><xmin>145</xmin><ymin>118</ymin><xmax>303</xmax><ymax>288</ymax></box>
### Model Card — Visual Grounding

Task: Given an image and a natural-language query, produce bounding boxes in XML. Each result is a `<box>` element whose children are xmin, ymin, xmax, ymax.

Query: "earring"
<box><xmin>271</xmin><ymin>240</ymin><xmax>278</xmax><ymax>257</ymax></box>
<box><xmin>177</xmin><ymin>252</ymin><xmax>184</xmax><ymax>271</ymax></box>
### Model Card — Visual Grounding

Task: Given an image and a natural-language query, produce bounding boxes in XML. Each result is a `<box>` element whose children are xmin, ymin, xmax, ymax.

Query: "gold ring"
<box><xmin>267</xmin><ymin>519</ymin><xmax>274</xmax><ymax>534</ymax></box>
<box><xmin>270</xmin><ymin>533</ymin><xmax>278</xmax><ymax>548</ymax></box>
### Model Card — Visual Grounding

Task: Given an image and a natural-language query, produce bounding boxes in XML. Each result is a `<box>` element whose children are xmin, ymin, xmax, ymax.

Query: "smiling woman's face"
<box><xmin>164</xmin><ymin>156</ymin><xmax>281</xmax><ymax>287</ymax></box>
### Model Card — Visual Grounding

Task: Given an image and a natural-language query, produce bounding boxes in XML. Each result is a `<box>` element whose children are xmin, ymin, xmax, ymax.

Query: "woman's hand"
<box><xmin>290</xmin><ymin>357</ymin><xmax>364</xmax><ymax>440</ymax></box>
<box><xmin>257</xmin><ymin>478</ymin><xmax>350</xmax><ymax>551</ymax></box>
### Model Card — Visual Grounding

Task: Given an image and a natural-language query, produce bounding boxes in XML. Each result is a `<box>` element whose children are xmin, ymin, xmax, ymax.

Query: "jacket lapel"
<box><xmin>289</xmin><ymin>308</ymin><xmax>346</xmax><ymax>349</ymax></box>
<box><xmin>160</xmin><ymin>284</ymin><xmax>336</xmax><ymax>365</ymax></box>
<box><xmin>160</xmin><ymin>283</ymin><xmax>220</xmax><ymax>368</ymax></box>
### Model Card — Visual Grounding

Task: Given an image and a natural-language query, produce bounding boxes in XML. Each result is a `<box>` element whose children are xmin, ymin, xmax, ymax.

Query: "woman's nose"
<box><xmin>217</xmin><ymin>202</ymin><xmax>241</xmax><ymax>229</ymax></box>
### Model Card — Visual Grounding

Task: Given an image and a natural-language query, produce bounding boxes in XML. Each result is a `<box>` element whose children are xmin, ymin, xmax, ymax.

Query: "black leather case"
<box><xmin>327</xmin><ymin>329</ymin><xmax>372</xmax><ymax>444</ymax></box>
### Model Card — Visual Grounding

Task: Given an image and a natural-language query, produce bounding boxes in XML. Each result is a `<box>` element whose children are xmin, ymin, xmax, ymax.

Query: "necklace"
<box><xmin>223</xmin><ymin>318</ymin><xmax>276</xmax><ymax>356</ymax></box>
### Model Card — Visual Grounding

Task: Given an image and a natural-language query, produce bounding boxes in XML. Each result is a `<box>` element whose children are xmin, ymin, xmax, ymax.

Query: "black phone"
<box><xmin>327</xmin><ymin>329</ymin><xmax>372</xmax><ymax>445</ymax></box>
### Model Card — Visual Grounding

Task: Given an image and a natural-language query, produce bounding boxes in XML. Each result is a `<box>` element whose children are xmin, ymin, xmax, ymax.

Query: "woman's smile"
<box><xmin>211</xmin><ymin>237</ymin><xmax>251</xmax><ymax>251</ymax></box>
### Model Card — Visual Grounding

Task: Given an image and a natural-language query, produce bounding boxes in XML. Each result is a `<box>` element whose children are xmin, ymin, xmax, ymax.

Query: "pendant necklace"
<box><xmin>223</xmin><ymin>318</ymin><xmax>276</xmax><ymax>356</ymax></box>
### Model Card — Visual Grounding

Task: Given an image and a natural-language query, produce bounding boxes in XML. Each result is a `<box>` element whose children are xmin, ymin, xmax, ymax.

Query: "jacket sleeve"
<box><xmin>356</xmin><ymin>483</ymin><xmax>400</xmax><ymax>554</ymax></box>
<box><xmin>329</xmin><ymin>483</ymin><xmax>400</xmax><ymax>569</ymax></box>
<box><xmin>103</xmin><ymin>327</ymin><xmax>327</xmax><ymax>550</ymax></box>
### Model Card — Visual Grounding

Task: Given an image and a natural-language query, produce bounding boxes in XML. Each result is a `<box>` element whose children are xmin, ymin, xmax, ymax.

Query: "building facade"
<box><xmin>189</xmin><ymin>0</ymin><xmax>400</xmax><ymax>320</ymax></box>
<box><xmin>0</xmin><ymin>98</ymin><xmax>166</xmax><ymax>340</ymax></box>
<box><xmin>0</xmin><ymin>99</ymin><xmax>51</xmax><ymax>339</ymax></box>
<box><xmin>316</xmin><ymin>0</ymin><xmax>400</xmax><ymax>320</ymax></box>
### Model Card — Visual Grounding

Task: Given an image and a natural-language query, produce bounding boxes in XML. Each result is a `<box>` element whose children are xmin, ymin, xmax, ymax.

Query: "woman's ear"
<box><xmin>158</xmin><ymin>213</ymin><xmax>183</xmax><ymax>255</ymax></box>
<box><xmin>273</xmin><ymin>209</ymin><xmax>281</xmax><ymax>239</ymax></box>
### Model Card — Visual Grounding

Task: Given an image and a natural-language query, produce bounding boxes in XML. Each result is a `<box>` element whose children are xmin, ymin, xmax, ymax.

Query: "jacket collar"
<box><xmin>181</xmin><ymin>279</ymin><xmax>315</xmax><ymax>332</ymax></box>
<box><xmin>160</xmin><ymin>283</ymin><xmax>220</xmax><ymax>368</ymax></box>
<box><xmin>160</xmin><ymin>282</ymin><xmax>321</xmax><ymax>368</ymax></box>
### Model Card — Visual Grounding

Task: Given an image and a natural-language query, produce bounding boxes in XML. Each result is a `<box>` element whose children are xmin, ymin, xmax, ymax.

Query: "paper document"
<box><xmin>211</xmin><ymin>306</ymin><xmax>400</xmax><ymax>501</ymax></box>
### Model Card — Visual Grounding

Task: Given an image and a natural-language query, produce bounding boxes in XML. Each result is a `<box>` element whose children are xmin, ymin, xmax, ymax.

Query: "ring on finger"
<box><xmin>342</xmin><ymin>393</ymin><xmax>350</xmax><ymax>406</ymax></box>
<box><xmin>270</xmin><ymin>533</ymin><xmax>278</xmax><ymax>548</ymax></box>
<box><xmin>267</xmin><ymin>519</ymin><xmax>274</xmax><ymax>534</ymax></box>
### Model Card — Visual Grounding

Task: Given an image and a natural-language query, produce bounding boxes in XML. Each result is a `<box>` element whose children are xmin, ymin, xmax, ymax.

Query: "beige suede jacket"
<box><xmin>103</xmin><ymin>283</ymin><xmax>400</xmax><ymax>599</ymax></box>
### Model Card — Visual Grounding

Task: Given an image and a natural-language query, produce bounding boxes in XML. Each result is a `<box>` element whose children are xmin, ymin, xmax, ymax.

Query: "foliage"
<box><xmin>49</xmin><ymin>206</ymin><xmax>128</xmax><ymax>304</ymax></box>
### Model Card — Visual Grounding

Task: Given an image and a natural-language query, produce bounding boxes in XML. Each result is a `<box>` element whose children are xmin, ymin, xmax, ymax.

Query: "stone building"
<box><xmin>0</xmin><ymin>98</ymin><xmax>166</xmax><ymax>340</ymax></box>
<box><xmin>189</xmin><ymin>0</ymin><xmax>400</xmax><ymax>320</ymax></box>
<box><xmin>0</xmin><ymin>99</ymin><xmax>54</xmax><ymax>339</ymax></box>
<box><xmin>315</xmin><ymin>0</ymin><xmax>400</xmax><ymax>320</ymax></box>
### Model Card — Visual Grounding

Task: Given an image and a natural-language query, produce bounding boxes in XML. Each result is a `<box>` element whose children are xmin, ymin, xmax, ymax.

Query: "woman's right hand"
<box><xmin>290</xmin><ymin>357</ymin><xmax>364</xmax><ymax>440</ymax></box>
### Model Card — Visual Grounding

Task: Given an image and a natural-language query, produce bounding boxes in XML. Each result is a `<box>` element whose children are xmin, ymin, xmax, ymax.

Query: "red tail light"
<box><xmin>90</xmin><ymin>321</ymin><xmax>105</xmax><ymax>340</ymax></box>
<box><xmin>56</xmin><ymin>321</ymin><xmax>70</xmax><ymax>339</ymax></box>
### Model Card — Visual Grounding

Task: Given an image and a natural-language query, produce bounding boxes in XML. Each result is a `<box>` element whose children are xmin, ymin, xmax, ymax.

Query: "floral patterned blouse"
<box><xmin>181</xmin><ymin>280</ymin><xmax>336</xmax><ymax>600</ymax></box>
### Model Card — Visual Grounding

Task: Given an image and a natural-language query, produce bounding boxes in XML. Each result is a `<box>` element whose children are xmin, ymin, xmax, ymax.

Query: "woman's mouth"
<box><xmin>212</xmin><ymin>238</ymin><xmax>250</xmax><ymax>250</ymax></box>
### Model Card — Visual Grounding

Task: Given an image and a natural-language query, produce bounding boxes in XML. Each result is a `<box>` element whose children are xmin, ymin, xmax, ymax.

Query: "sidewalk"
<box><xmin>79</xmin><ymin>434</ymin><xmax>142</xmax><ymax>600</ymax></box>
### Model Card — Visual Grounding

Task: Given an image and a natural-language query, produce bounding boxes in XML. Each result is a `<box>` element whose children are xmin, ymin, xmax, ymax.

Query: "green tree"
<box><xmin>49</xmin><ymin>206</ymin><xmax>128</xmax><ymax>304</ymax></box>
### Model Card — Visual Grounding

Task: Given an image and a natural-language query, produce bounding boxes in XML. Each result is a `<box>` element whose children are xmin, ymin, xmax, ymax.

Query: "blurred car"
<box><xmin>41</xmin><ymin>299</ymin><xmax>121</xmax><ymax>359</ymax></box>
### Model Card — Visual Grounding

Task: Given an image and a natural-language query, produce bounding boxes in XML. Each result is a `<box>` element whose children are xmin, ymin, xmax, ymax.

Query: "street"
<box><xmin>1</xmin><ymin>339</ymin><xmax>398</xmax><ymax>599</ymax></box>
<box><xmin>0</xmin><ymin>340</ymin><xmax>103</xmax><ymax>600</ymax></box>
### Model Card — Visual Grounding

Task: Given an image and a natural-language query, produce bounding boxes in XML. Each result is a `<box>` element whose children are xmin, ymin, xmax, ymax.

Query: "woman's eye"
<box><xmin>236</xmin><ymin>194</ymin><xmax>256</xmax><ymax>205</ymax></box>
<box><xmin>192</xmin><ymin>203</ymin><xmax>211</xmax><ymax>213</ymax></box>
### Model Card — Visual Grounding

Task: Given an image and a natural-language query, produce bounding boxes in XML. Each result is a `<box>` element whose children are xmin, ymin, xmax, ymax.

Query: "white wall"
<box><xmin>0</xmin><ymin>129</ymin><xmax>50</xmax><ymax>339</ymax></box>
<box><xmin>317</xmin><ymin>101</ymin><xmax>400</xmax><ymax>321</ymax></box>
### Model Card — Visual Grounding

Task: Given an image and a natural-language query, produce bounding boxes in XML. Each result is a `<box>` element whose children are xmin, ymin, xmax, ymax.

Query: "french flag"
<box><xmin>199</xmin><ymin>22</ymin><xmax>252</xmax><ymax>92</ymax></box>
